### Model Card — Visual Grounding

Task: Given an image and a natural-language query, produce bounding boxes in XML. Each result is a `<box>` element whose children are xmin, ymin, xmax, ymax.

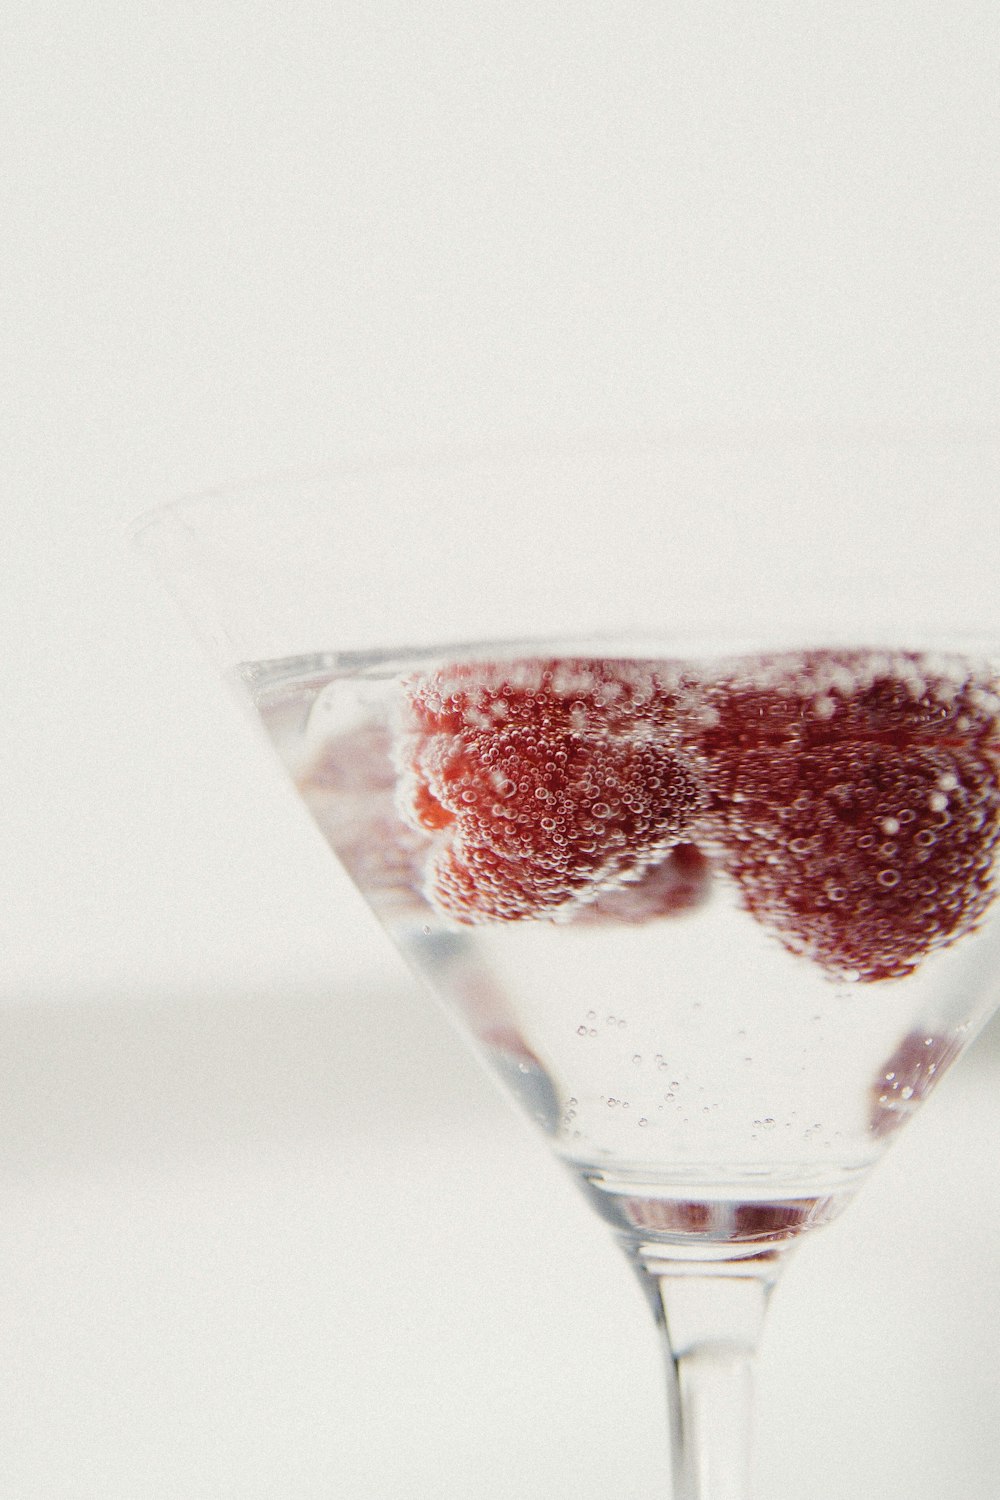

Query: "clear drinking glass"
<box><xmin>135</xmin><ymin>430</ymin><xmax>1000</xmax><ymax>1498</ymax></box>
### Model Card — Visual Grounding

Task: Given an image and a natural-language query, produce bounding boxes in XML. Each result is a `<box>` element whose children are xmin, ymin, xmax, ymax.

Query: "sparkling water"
<box><xmin>243</xmin><ymin>646</ymin><xmax>1000</xmax><ymax>1258</ymax></box>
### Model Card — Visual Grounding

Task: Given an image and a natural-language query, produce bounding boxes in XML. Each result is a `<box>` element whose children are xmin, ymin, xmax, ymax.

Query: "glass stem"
<box><xmin>639</xmin><ymin>1257</ymin><xmax>781</xmax><ymax>1500</ymax></box>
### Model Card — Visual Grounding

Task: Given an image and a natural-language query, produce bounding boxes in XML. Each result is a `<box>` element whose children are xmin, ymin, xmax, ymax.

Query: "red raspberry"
<box><xmin>397</xmin><ymin>659</ymin><xmax>705</xmax><ymax>923</ymax></box>
<box><xmin>699</xmin><ymin>652</ymin><xmax>1000</xmax><ymax>981</ymax></box>
<box><xmin>300</xmin><ymin>721</ymin><xmax>429</xmax><ymax>918</ymax></box>
<box><xmin>869</xmin><ymin>1029</ymin><xmax>964</xmax><ymax>1139</ymax></box>
<box><xmin>576</xmin><ymin>842</ymin><xmax>712</xmax><ymax>925</ymax></box>
<box><xmin>699</xmin><ymin>650</ymin><xmax>1000</xmax><ymax>771</ymax></box>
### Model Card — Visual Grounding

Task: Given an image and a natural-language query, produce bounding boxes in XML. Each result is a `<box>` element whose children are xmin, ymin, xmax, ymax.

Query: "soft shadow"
<box><xmin>0</xmin><ymin>979</ymin><xmax>493</xmax><ymax>1180</ymax></box>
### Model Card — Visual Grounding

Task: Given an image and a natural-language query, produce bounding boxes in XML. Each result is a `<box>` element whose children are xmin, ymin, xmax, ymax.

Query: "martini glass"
<box><xmin>135</xmin><ymin>433</ymin><xmax>1000</xmax><ymax>1498</ymax></box>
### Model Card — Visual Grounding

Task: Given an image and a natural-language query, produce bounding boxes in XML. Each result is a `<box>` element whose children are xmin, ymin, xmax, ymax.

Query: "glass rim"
<box><xmin>131</xmin><ymin>417</ymin><xmax>1000</xmax><ymax>534</ymax></box>
<box><xmin>132</xmin><ymin>426</ymin><xmax>1000</xmax><ymax>666</ymax></box>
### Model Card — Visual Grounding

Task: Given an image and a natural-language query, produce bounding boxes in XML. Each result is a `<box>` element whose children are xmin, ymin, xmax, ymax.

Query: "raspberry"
<box><xmin>869</xmin><ymin>1029</ymin><xmax>964</xmax><ymax>1139</ymax></box>
<box><xmin>577</xmin><ymin>842</ymin><xmax>712</xmax><ymax>925</ymax></box>
<box><xmin>700</xmin><ymin>651</ymin><xmax>1000</xmax><ymax>981</ymax></box>
<box><xmin>699</xmin><ymin>650</ymin><xmax>1000</xmax><ymax>771</ymax></box>
<box><xmin>300</xmin><ymin>721</ymin><xmax>429</xmax><ymax>918</ymax></box>
<box><xmin>397</xmin><ymin>659</ymin><xmax>705</xmax><ymax>923</ymax></box>
<box><xmin>393</xmin><ymin>649</ymin><xmax>1000</xmax><ymax>974</ymax></box>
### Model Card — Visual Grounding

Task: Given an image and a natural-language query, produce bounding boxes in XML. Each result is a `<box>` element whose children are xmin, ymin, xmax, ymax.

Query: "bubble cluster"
<box><xmin>699</xmin><ymin>651</ymin><xmax>1000</xmax><ymax>981</ymax></box>
<box><xmin>395</xmin><ymin>648</ymin><xmax>1000</xmax><ymax>983</ymax></box>
<box><xmin>397</xmin><ymin>659</ymin><xmax>705</xmax><ymax>921</ymax></box>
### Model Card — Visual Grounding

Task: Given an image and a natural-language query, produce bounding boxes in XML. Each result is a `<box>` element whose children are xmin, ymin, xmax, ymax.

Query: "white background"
<box><xmin>3</xmin><ymin>3</ymin><xmax>1000</xmax><ymax>1495</ymax></box>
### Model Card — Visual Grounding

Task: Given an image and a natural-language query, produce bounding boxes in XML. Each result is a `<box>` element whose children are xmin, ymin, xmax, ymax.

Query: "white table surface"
<box><xmin>2</xmin><ymin>975</ymin><xmax>998</xmax><ymax>1498</ymax></box>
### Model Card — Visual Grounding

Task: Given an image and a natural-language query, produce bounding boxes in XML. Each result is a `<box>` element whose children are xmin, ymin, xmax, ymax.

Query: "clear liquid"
<box><xmin>243</xmin><ymin>645</ymin><xmax>1000</xmax><ymax>1260</ymax></box>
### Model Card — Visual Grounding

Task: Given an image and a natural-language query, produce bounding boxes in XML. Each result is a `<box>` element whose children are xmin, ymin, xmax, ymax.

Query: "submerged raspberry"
<box><xmin>397</xmin><ymin>659</ymin><xmax>705</xmax><ymax>923</ymax></box>
<box><xmin>698</xmin><ymin>650</ymin><xmax>1000</xmax><ymax>774</ymax></box>
<box><xmin>577</xmin><ymin>842</ymin><xmax>712</xmax><ymax>925</ymax></box>
<box><xmin>300</xmin><ymin>721</ymin><xmax>429</xmax><ymax>919</ymax></box>
<box><xmin>699</xmin><ymin>651</ymin><xmax>1000</xmax><ymax>981</ymax></box>
<box><xmin>393</xmin><ymin>648</ymin><xmax>1000</xmax><ymax>976</ymax></box>
<box><xmin>869</xmin><ymin>1029</ymin><xmax>965</xmax><ymax>1139</ymax></box>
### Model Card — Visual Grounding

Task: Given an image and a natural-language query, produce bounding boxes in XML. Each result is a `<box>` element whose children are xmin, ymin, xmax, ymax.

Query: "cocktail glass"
<box><xmin>135</xmin><ymin>433</ymin><xmax>1000</xmax><ymax>1498</ymax></box>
